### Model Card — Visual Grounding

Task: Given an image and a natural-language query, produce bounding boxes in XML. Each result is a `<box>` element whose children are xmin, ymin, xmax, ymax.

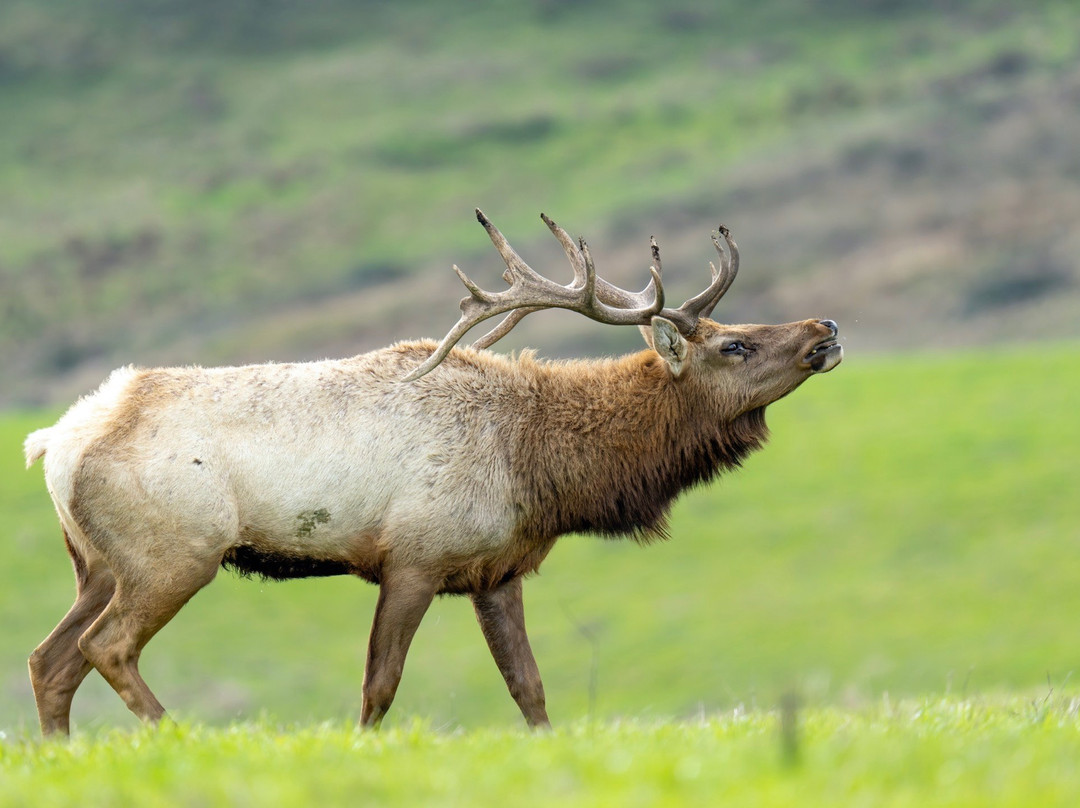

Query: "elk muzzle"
<box><xmin>804</xmin><ymin>319</ymin><xmax>843</xmax><ymax>374</ymax></box>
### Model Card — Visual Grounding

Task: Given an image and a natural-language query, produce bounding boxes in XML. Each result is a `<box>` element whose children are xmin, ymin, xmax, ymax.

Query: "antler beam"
<box><xmin>402</xmin><ymin>210</ymin><xmax>738</xmax><ymax>381</ymax></box>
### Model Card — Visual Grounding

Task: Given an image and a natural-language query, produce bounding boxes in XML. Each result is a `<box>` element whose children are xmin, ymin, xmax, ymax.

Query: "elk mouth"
<box><xmin>804</xmin><ymin>339</ymin><xmax>843</xmax><ymax>373</ymax></box>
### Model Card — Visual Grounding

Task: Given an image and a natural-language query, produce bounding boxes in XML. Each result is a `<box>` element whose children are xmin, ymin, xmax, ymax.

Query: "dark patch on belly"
<box><xmin>221</xmin><ymin>545</ymin><xmax>355</xmax><ymax>582</ymax></box>
<box><xmin>296</xmin><ymin>508</ymin><xmax>331</xmax><ymax>538</ymax></box>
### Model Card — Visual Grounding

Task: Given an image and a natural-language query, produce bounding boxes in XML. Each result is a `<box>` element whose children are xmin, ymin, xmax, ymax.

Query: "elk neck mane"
<box><xmin>504</xmin><ymin>349</ymin><xmax>770</xmax><ymax>544</ymax></box>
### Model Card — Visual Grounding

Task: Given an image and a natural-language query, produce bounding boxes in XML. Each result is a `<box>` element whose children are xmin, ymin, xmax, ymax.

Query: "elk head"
<box><xmin>403</xmin><ymin>209</ymin><xmax>842</xmax><ymax>414</ymax></box>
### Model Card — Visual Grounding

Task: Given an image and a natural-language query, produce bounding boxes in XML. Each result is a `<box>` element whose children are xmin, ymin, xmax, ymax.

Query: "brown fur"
<box><xmin>508</xmin><ymin>351</ymin><xmax>768</xmax><ymax>544</ymax></box>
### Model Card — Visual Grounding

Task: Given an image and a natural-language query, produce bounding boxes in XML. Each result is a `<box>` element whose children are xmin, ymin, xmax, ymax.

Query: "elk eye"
<box><xmin>721</xmin><ymin>341</ymin><xmax>745</xmax><ymax>354</ymax></box>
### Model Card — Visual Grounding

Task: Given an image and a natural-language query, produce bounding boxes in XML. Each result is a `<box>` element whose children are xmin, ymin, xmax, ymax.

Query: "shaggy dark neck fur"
<box><xmin>512</xmin><ymin>352</ymin><xmax>769</xmax><ymax>543</ymax></box>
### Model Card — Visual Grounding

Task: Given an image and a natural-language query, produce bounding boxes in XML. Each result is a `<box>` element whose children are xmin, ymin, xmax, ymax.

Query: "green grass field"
<box><xmin>2</xmin><ymin>344</ymin><xmax>1079</xmax><ymax>802</ymax></box>
<box><xmin>2</xmin><ymin>699</ymin><xmax>1079</xmax><ymax>806</ymax></box>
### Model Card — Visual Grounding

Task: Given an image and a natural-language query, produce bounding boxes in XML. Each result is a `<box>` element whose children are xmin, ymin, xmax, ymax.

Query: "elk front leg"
<box><xmin>361</xmin><ymin>568</ymin><xmax>437</xmax><ymax>728</ymax></box>
<box><xmin>471</xmin><ymin>576</ymin><xmax>550</xmax><ymax>728</ymax></box>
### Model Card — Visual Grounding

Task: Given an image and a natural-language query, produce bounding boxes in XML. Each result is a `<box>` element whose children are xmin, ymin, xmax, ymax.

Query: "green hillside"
<box><xmin>4</xmin><ymin>346</ymin><xmax>1078</xmax><ymax>735</ymax></box>
<box><xmin>2</xmin><ymin>0</ymin><xmax>1079</xmax><ymax>405</ymax></box>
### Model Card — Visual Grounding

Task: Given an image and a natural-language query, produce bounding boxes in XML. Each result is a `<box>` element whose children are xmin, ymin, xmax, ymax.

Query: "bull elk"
<box><xmin>24</xmin><ymin>209</ymin><xmax>842</xmax><ymax>736</ymax></box>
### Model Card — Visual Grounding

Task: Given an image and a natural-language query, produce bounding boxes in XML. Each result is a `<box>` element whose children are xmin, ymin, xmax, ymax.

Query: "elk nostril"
<box><xmin>818</xmin><ymin>319</ymin><xmax>838</xmax><ymax>335</ymax></box>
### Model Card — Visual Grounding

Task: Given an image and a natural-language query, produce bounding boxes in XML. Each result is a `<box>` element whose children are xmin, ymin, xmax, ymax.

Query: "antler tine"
<box><xmin>471</xmin><ymin>307</ymin><xmax>539</xmax><ymax>350</ymax></box>
<box><xmin>540</xmin><ymin>212</ymin><xmax>587</xmax><ymax>287</ymax></box>
<box><xmin>698</xmin><ymin>224</ymin><xmax>740</xmax><ymax>319</ymax></box>
<box><xmin>578</xmin><ymin>235</ymin><xmax>598</xmax><ymax>306</ymax></box>
<box><xmin>541</xmin><ymin>212</ymin><xmax>661</xmax><ymax>309</ymax></box>
<box><xmin>594</xmin><ymin>237</ymin><xmax>663</xmax><ymax>310</ymax></box>
<box><xmin>675</xmin><ymin>223</ymin><xmax>739</xmax><ymax>325</ymax></box>
<box><xmin>476</xmin><ymin>208</ymin><xmax>545</xmax><ymax>287</ymax></box>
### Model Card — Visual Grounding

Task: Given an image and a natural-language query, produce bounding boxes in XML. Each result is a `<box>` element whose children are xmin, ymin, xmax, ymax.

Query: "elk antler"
<box><xmin>401</xmin><ymin>209</ymin><xmax>739</xmax><ymax>381</ymax></box>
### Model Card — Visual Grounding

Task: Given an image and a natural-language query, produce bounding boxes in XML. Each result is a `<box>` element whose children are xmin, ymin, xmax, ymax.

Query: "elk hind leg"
<box><xmin>76</xmin><ymin>555</ymin><xmax>220</xmax><ymax>725</ymax></box>
<box><xmin>28</xmin><ymin>532</ymin><xmax>116</xmax><ymax>736</ymax></box>
<box><xmin>471</xmin><ymin>576</ymin><xmax>550</xmax><ymax>728</ymax></box>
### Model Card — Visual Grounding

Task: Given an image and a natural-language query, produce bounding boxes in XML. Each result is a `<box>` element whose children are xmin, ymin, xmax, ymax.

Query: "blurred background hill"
<box><xmin>4</xmin><ymin>0</ymin><xmax>1080</xmax><ymax>735</ymax></box>
<box><xmin>1</xmin><ymin>0</ymin><xmax>1078</xmax><ymax>405</ymax></box>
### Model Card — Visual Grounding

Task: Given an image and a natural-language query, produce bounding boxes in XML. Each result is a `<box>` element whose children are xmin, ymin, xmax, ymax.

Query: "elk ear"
<box><xmin>649</xmin><ymin>317</ymin><xmax>688</xmax><ymax>377</ymax></box>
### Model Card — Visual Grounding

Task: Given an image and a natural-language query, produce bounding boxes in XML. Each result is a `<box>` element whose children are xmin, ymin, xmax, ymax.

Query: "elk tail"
<box><xmin>24</xmin><ymin>427</ymin><xmax>53</xmax><ymax>468</ymax></box>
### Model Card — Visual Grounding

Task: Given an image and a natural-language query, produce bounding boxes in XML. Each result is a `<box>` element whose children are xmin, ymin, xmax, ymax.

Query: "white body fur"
<box><xmin>27</xmin><ymin>346</ymin><xmax>534</xmax><ymax>580</ymax></box>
